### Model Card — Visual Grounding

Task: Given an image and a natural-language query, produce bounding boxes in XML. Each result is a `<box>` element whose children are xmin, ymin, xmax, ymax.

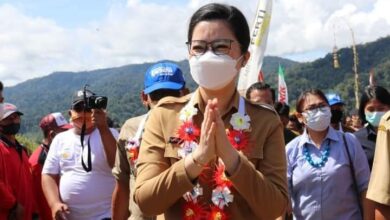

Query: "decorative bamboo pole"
<box><xmin>333</xmin><ymin>25</ymin><xmax>340</xmax><ymax>69</ymax></box>
<box><xmin>348</xmin><ymin>24</ymin><xmax>360</xmax><ymax>109</ymax></box>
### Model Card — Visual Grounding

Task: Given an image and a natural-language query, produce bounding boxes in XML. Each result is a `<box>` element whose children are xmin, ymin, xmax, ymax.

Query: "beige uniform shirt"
<box><xmin>367</xmin><ymin>111</ymin><xmax>390</xmax><ymax>205</ymax></box>
<box><xmin>134</xmin><ymin>89</ymin><xmax>288</xmax><ymax>220</ymax></box>
<box><xmin>113</xmin><ymin>114</ymin><xmax>156</xmax><ymax>220</ymax></box>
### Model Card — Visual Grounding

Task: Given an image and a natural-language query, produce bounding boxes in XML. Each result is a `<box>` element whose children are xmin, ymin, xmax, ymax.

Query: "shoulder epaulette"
<box><xmin>246</xmin><ymin>99</ymin><xmax>278</xmax><ymax>115</ymax></box>
<box><xmin>155</xmin><ymin>93</ymin><xmax>192</xmax><ymax>107</ymax></box>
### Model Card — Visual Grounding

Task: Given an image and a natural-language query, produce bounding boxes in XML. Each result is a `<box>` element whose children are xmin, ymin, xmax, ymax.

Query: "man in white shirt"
<box><xmin>42</xmin><ymin>89</ymin><xmax>119</xmax><ymax>220</ymax></box>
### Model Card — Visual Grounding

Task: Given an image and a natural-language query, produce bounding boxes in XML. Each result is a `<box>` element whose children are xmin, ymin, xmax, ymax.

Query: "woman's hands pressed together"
<box><xmin>185</xmin><ymin>98</ymin><xmax>240</xmax><ymax>179</ymax></box>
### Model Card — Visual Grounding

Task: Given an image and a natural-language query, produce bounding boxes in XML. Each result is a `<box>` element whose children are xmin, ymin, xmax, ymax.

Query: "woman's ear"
<box><xmin>140</xmin><ymin>91</ymin><xmax>149</xmax><ymax>108</ymax></box>
<box><xmin>296</xmin><ymin>112</ymin><xmax>305</xmax><ymax>124</ymax></box>
<box><xmin>242</xmin><ymin>51</ymin><xmax>251</xmax><ymax>67</ymax></box>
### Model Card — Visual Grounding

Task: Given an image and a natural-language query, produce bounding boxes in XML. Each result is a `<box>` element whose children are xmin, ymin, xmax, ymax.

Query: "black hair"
<box><xmin>245</xmin><ymin>82</ymin><xmax>276</xmax><ymax>103</ymax></box>
<box><xmin>289</xmin><ymin>114</ymin><xmax>303</xmax><ymax>131</ymax></box>
<box><xmin>358</xmin><ymin>85</ymin><xmax>390</xmax><ymax>123</ymax></box>
<box><xmin>0</xmin><ymin>81</ymin><xmax>3</xmax><ymax>91</ymax></box>
<box><xmin>149</xmin><ymin>89</ymin><xmax>181</xmax><ymax>102</ymax></box>
<box><xmin>274</xmin><ymin>101</ymin><xmax>290</xmax><ymax>117</ymax></box>
<box><xmin>296</xmin><ymin>89</ymin><xmax>329</xmax><ymax>113</ymax></box>
<box><xmin>187</xmin><ymin>3</ymin><xmax>250</xmax><ymax>54</ymax></box>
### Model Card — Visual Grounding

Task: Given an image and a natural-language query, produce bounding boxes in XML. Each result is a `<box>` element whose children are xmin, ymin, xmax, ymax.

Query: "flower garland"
<box><xmin>177</xmin><ymin>97</ymin><xmax>250</xmax><ymax>220</ymax></box>
<box><xmin>125</xmin><ymin>114</ymin><xmax>149</xmax><ymax>171</ymax></box>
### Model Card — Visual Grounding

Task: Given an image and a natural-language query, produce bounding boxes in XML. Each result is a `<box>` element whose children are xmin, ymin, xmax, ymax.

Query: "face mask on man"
<box><xmin>189</xmin><ymin>51</ymin><xmax>242</xmax><ymax>90</ymax></box>
<box><xmin>330</xmin><ymin>109</ymin><xmax>343</xmax><ymax>124</ymax></box>
<box><xmin>1</xmin><ymin>123</ymin><xmax>20</xmax><ymax>135</ymax></box>
<box><xmin>365</xmin><ymin>111</ymin><xmax>386</xmax><ymax>127</ymax></box>
<box><xmin>302</xmin><ymin>106</ymin><xmax>331</xmax><ymax>132</ymax></box>
<box><xmin>70</xmin><ymin>110</ymin><xmax>94</xmax><ymax>130</ymax></box>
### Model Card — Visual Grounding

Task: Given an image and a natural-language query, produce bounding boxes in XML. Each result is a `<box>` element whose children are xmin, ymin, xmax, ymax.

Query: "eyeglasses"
<box><xmin>303</xmin><ymin>103</ymin><xmax>329</xmax><ymax>114</ymax></box>
<box><xmin>186</xmin><ymin>39</ymin><xmax>235</xmax><ymax>56</ymax></box>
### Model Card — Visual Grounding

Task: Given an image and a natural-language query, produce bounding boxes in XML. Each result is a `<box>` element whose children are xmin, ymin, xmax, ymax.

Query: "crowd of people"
<box><xmin>1</xmin><ymin>3</ymin><xmax>390</xmax><ymax>220</ymax></box>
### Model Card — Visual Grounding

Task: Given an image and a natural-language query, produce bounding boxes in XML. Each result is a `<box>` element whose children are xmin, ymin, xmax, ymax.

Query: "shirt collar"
<box><xmin>298</xmin><ymin>126</ymin><xmax>339</xmax><ymax>148</ymax></box>
<box><xmin>192</xmin><ymin>88</ymin><xmax>240</xmax><ymax>115</ymax></box>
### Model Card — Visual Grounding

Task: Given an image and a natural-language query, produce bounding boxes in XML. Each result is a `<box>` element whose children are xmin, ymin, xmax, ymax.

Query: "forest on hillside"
<box><xmin>4</xmin><ymin>36</ymin><xmax>390</xmax><ymax>145</ymax></box>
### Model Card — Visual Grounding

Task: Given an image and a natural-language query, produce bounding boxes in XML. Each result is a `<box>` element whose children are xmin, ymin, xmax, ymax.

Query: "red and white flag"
<box><xmin>258</xmin><ymin>70</ymin><xmax>265</xmax><ymax>82</ymax></box>
<box><xmin>238</xmin><ymin>0</ymin><xmax>273</xmax><ymax>92</ymax></box>
<box><xmin>278</xmin><ymin>64</ymin><xmax>288</xmax><ymax>104</ymax></box>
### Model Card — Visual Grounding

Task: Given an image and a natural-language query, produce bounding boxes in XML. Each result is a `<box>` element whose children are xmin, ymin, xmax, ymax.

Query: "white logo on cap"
<box><xmin>150</xmin><ymin>67</ymin><xmax>174</xmax><ymax>77</ymax></box>
<box><xmin>52</xmin><ymin>112</ymin><xmax>68</xmax><ymax>126</ymax></box>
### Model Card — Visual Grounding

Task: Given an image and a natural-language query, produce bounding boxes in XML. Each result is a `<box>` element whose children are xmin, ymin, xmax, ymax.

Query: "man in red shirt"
<box><xmin>0</xmin><ymin>103</ymin><xmax>34</xmax><ymax>220</ymax></box>
<box><xmin>29</xmin><ymin>112</ymin><xmax>72</xmax><ymax>220</ymax></box>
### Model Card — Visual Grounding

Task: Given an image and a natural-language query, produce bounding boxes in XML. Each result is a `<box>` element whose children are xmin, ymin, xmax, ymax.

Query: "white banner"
<box><xmin>238</xmin><ymin>0</ymin><xmax>273</xmax><ymax>93</ymax></box>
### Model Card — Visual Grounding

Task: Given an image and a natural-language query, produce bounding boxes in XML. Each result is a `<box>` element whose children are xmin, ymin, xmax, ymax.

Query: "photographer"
<box><xmin>42</xmin><ymin>89</ymin><xmax>119</xmax><ymax>220</ymax></box>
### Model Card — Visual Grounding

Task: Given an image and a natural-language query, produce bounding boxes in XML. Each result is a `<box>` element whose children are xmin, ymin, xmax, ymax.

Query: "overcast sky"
<box><xmin>0</xmin><ymin>0</ymin><xmax>389</xmax><ymax>86</ymax></box>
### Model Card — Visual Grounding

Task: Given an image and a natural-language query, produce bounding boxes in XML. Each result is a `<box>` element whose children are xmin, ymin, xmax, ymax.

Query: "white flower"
<box><xmin>211</xmin><ymin>186</ymin><xmax>234</xmax><ymax>209</ymax></box>
<box><xmin>230</xmin><ymin>112</ymin><xmax>251</xmax><ymax>130</ymax></box>
<box><xmin>183</xmin><ymin>183</ymin><xmax>203</xmax><ymax>202</ymax></box>
<box><xmin>180</xmin><ymin>105</ymin><xmax>198</xmax><ymax>122</ymax></box>
<box><xmin>178</xmin><ymin>141</ymin><xmax>198</xmax><ymax>158</ymax></box>
<box><xmin>125</xmin><ymin>138</ymin><xmax>140</xmax><ymax>151</ymax></box>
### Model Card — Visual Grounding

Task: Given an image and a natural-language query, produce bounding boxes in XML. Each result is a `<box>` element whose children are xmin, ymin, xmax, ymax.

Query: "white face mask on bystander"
<box><xmin>189</xmin><ymin>51</ymin><xmax>242</xmax><ymax>90</ymax></box>
<box><xmin>302</xmin><ymin>106</ymin><xmax>332</xmax><ymax>132</ymax></box>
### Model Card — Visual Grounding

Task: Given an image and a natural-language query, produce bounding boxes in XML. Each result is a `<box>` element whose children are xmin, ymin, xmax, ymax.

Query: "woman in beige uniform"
<box><xmin>134</xmin><ymin>3</ymin><xmax>288</xmax><ymax>220</ymax></box>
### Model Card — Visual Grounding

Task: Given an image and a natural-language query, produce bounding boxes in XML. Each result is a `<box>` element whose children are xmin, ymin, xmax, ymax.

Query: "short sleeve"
<box><xmin>112</xmin><ymin>139</ymin><xmax>130</xmax><ymax>183</ymax></box>
<box><xmin>42</xmin><ymin>135</ymin><xmax>61</xmax><ymax>175</ymax></box>
<box><xmin>346</xmin><ymin>133</ymin><xmax>370</xmax><ymax>193</ymax></box>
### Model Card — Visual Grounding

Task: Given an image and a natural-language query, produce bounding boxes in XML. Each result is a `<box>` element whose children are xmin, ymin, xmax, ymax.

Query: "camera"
<box><xmin>81</xmin><ymin>85</ymin><xmax>108</xmax><ymax>110</ymax></box>
<box><xmin>86</xmin><ymin>95</ymin><xmax>108</xmax><ymax>109</ymax></box>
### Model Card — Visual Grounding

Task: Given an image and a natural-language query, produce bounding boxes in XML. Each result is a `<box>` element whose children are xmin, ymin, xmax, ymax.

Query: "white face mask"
<box><xmin>302</xmin><ymin>106</ymin><xmax>331</xmax><ymax>132</ymax></box>
<box><xmin>189</xmin><ymin>51</ymin><xmax>242</xmax><ymax>90</ymax></box>
<box><xmin>365</xmin><ymin>111</ymin><xmax>386</xmax><ymax>127</ymax></box>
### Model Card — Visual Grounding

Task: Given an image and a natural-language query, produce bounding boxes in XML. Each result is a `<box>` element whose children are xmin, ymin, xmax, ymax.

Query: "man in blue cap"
<box><xmin>326</xmin><ymin>93</ymin><xmax>354</xmax><ymax>132</ymax></box>
<box><xmin>112</xmin><ymin>61</ymin><xmax>187</xmax><ymax>220</ymax></box>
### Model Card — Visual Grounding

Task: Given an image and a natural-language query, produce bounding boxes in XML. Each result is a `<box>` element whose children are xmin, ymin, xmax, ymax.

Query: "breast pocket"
<box><xmin>59</xmin><ymin>146</ymin><xmax>76</xmax><ymax>170</ymax></box>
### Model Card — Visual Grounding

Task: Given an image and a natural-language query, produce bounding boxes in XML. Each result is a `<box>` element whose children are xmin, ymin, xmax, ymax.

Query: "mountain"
<box><xmin>4</xmin><ymin>56</ymin><xmax>298</xmax><ymax>139</ymax></box>
<box><xmin>278</xmin><ymin>35</ymin><xmax>390</xmax><ymax>110</ymax></box>
<box><xmin>4</xmin><ymin>35</ymin><xmax>390</xmax><ymax>140</ymax></box>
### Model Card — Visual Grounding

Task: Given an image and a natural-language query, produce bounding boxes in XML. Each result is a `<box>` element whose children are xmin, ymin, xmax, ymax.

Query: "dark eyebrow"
<box><xmin>304</xmin><ymin>102</ymin><xmax>327</xmax><ymax>110</ymax></box>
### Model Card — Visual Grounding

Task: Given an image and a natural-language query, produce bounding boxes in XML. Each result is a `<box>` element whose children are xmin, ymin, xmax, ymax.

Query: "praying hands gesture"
<box><xmin>185</xmin><ymin>98</ymin><xmax>240</xmax><ymax>179</ymax></box>
<box><xmin>185</xmin><ymin>99</ymin><xmax>217</xmax><ymax>179</ymax></box>
<box><xmin>213</xmin><ymin>99</ymin><xmax>241</xmax><ymax>175</ymax></box>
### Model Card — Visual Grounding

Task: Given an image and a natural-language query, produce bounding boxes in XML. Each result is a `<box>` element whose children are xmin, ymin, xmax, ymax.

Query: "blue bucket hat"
<box><xmin>326</xmin><ymin>93</ymin><xmax>344</xmax><ymax>106</ymax></box>
<box><xmin>143</xmin><ymin>62</ymin><xmax>185</xmax><ymax>94</ymax></box>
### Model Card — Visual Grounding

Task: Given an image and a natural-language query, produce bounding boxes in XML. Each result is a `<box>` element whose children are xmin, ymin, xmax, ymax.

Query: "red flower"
<box><xmin>178</xmin><ymin>121</ymin><xmax>200</xmax><ymax>142</ymax></box>
<box><xmin>127</xmin><ymin>148</ymin><xmax>138</xmax><ymax>163</ymax></box>
<box><xmin>208</xmin><ymin>207</ymin><xmax>228</xmax><ymax>220</ymax></box>
<box><xmin>227</xmin><ymin>129</ymin><xmax>249</xmax><ymax>151</ymax></box>
<box><xmin>213</xmin><ymin>164</ymin><xmax>232</xmax><ymax>188</ymax></box>
<box><xmin>183</xmin><ymin>201</ymin><xmax>206</xmax><ymax>220</ymax></box>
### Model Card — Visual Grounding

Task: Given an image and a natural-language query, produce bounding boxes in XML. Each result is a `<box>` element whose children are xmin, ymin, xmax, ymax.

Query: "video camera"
<box><xmin>83</xmin><ymin>85</ymin><xmax>108</xmax><ymax>110</ymax></box>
